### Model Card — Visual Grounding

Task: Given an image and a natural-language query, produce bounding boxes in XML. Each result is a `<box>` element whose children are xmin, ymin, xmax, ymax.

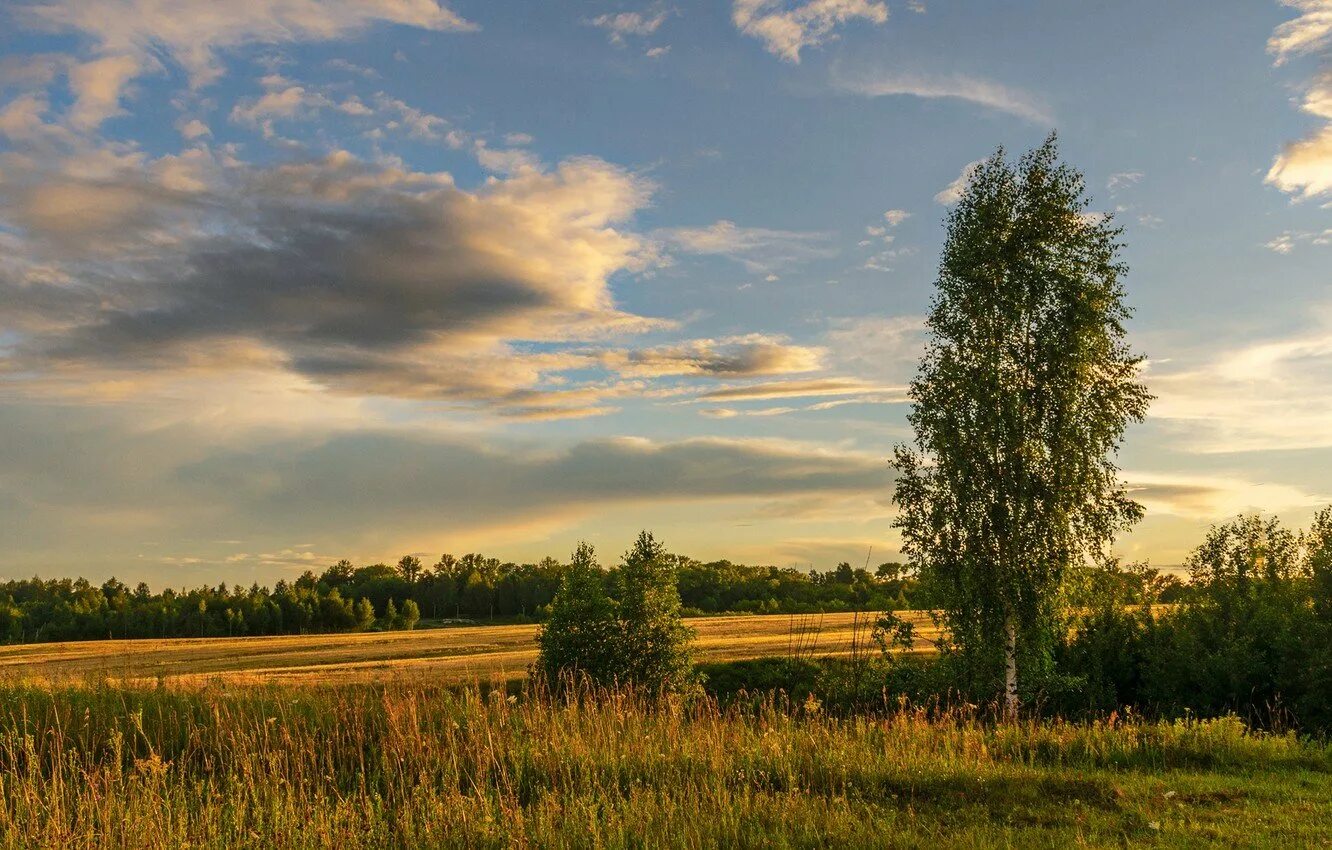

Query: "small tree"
<box><xmin>893</xmin><ymin>135</ymin><xmax>1151</xmax><ymax>716</ymax></box>
<box><xmin>353</xmin><ymin>597</ymin><xmax>375</xmax><ymax>630</ymax></box>
<box><xmin>400</xmin><ymin>598</ymin><xmax>420</xmax><ymax>630</ymax></box>
<box><xmin>383</xmin><ymin>598</ymin><xmax>399</xmax><ymax>630</ymax></box>
<box><xmin>617</xmin><ymin>531</ymin><xmax>695</xmax><ymax>691</ymax></box>
<box><xmin>536</xmin><ymin>542</ymin><xmax>621</xmax><ymax>686</ymax></box>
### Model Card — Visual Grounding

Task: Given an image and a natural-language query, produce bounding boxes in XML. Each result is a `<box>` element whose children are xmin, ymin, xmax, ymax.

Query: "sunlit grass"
<box><xmin>0</xmin><ymin>678</ymin><xmax>1326</xmax><ymax>848</ymax></box>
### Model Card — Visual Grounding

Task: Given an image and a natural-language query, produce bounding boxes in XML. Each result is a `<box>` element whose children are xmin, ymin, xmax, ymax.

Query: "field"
<box><xmin>1</xmin><ymin>678</ymin><xmax>1328</xmax><ymax>848</ymax></box>
<box><xmin>0</xmin><ymin>611</ymin><xmax>941</xmax><ymax>686</ymax></box>
<box><xmin>3</xmin><ymin>612</ymin><xmax>1327</xmax><ymax>848</ymax></box>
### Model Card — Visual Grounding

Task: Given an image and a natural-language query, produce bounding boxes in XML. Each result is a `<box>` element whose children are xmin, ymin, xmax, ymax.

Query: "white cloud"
<box><xmin>1265</xmin><ymin>228</ymin><xmax>1332</xmax><ymax>252</ymax></box>
<box><xmin>66</xmin><ymin>54</ymin><xmax>141</xmax><ymax>130</ymax></box>
<box><xmin>177</xmin><ymin>118</ymin><xmax>211</xmax><ymax>139</ymax></box>
<box><xmin>882</xmin><ymin>209</ymin><xmax>911</xmax><ymax>226</ymax></box>
<box><xmin>1268</xmin><ymin>0</ymin><xmax>1332</xmax><ymax>65</ymax></box>
<box><xmin>23</xmin><ymin>0</ymin><xmax>475</xmax><ymax>88</ymax></box>
<box><xmin>1126</xmin><ymin>470</ymin><xmax>1326</xmax><ymax>519</ymax></box>
<box><xmin>1267</xmin><ymin>125</ymin><xmax>1332</xmax><ymax>198</ymax></box>
<box><xmin>732</xmin><ymin>0</ymin><xmax>888</xmax><ymax>63</ymax></box>
<box><xmin>1107</xmin><ymin>171</ymin><xmax>1143</xmax><ymax>193</ymax></box>
<box><xmin>230</xmin><ymin>84</ymin><xmax>333</xmax><ymax>136</ymax></box>
<box><xmin>0</xmin><ymin>93</ymin><xmax>54</xmax><ymax>140</ymax></box>
<box><xmin>1148</xmin><ymin>306</ymin><xmax>1332</xmax><ymax>452</ymax></box>
<box><xmin>655</xmin><ymin>219</ymin><xmax>835</xmax><ymax>273</ymax></box>
<box><xmin>832</xmin><ymin>68</ymin><xmax>1053</xmax><ymax>124</ymax></box>
<box><xmin>934</xmin><ymin>159</ymin><xmax>982</xmax><ymax>204</ymax></box>
<box><xmin>13</xmin><ymin>0</ymin><xmax>474</xmax><ymax>130</ymax></box>
<box><xmin>1266</xmin><ymin>5</ymin><xmax>1332</xmax><ymax>198</ymax></box>
<box><xmin>587</xmin><ymin>10</ymin><xmax>672</xmax><ymax>45</ymax></box>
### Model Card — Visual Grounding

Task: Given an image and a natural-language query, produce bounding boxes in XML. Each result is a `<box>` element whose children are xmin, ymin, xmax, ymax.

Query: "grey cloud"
<box><xmin>0</xmin><ymin>402</ymin><xmax>890</xmax><ymax>577</ymax></box>
<box><xmin>2</xmin><ymin>151</ymin><xmax>660</xmax><ymax>409</ymax></box>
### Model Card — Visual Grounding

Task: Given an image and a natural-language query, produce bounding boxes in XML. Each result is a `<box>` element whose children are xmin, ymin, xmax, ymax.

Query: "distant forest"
<box><xmin>0</xmin><ymin>552</ymin><xmax>1190</xmax><ymax>644</ymax></box>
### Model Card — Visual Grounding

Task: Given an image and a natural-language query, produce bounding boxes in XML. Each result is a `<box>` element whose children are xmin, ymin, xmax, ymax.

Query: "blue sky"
<box><xmin>1</xmin><ymin>0</ymin><xmax>1331</xmax><ymax>584</ymax></box>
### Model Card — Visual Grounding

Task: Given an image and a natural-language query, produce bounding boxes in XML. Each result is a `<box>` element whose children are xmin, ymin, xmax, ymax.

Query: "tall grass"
<box><xmin>0</xmin><ymin>678</ymin><xmax>1327</xmax><ymax>848</ymax></box>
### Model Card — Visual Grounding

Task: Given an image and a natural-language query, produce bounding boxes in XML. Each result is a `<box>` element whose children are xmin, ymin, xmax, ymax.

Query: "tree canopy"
<box><xmin>893</xmin><ymin>134</ymin><xmax>1151</xmax><ymax>713</ymax></box>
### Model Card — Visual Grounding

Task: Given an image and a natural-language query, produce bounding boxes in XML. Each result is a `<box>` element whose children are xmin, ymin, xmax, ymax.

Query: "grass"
<box><xmin>0</xmin><ymin>678</ymin><xmax>1327</xmax><ymax>848</ymax></box>
<box><xmin>0</xmin><ymin>611</ymin><xmax>941</xmax><ymax>687</ymax></box>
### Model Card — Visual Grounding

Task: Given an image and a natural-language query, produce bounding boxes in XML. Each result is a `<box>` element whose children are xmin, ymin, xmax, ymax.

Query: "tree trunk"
<box><xmin>1003</xmin><ymin>616</ymin><xmax>1019</xmax><ymax>720</ymax></box>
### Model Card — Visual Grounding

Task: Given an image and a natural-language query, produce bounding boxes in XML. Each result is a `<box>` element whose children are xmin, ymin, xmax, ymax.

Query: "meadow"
<box><xmin>0</xmin><ymin>611</ymin><xmax>939</xmax><ymax>687</ymax></box>
<box><xmin>0</xmin><ymin>678</ymin><xmax>1327</xmax><ymax>849</ymax></box>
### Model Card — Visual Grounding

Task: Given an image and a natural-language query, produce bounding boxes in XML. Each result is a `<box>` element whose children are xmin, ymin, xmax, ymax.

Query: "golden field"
<box><xmin>0</xmin><ymin>611</ymin><xmax>942</xmax><ymax>687</ymax></box>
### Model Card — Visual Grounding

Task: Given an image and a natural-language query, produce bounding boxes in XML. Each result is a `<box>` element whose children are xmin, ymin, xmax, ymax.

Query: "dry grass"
<box><xmin>0</xmin><ymin>611</ymin><xmax>943</xmax><ymax>687</ymax></box>
<box><xmin>0</xmin><ymin>678</ymin><xmax>1326</xmax><ymax>848</ymax></box>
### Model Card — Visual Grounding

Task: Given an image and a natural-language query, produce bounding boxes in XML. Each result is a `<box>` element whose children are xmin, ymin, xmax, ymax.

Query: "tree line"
<box><xmin>0</xmin><ymin>550</ymin><xmax>946</xmax><ymax>644</ymax></box>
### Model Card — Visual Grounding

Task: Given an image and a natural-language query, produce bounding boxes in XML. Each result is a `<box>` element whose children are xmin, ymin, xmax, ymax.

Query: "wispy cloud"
<box><xmin>832</xmin><ymin>67</ymin><xmax>1053</xmax><ymax>125</ymax></box>
<box><xmin>655</xmin><ymin>220</ymin><xmax>835</xmax><ymax>273</ymax></box>
<box><xmin>587</xmin><ymin>9</ymin><xmax>674</xmax><ymax>45</ymax></box>
<box><xmin>1148</xmin><ymin>305</ymin><xmax>1332</xmax><ymax>452</ymax></box>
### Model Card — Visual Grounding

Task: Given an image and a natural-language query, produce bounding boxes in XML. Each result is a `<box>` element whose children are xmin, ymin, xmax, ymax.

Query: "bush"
<box><xmin>535</xmin><ymin>542</ymin><xmax>622</xmax><ymax>686</ymax></box>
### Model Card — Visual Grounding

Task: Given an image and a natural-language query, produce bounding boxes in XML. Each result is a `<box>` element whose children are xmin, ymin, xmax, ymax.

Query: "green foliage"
<box><xmin>536</xmin><ymin>534</ymin><xmax>695</xmax><ymax>693</ymax></box>
<box><xmin>399</xmin><ymin>599</ymin><xmax>420</xmax><ymax>631</ymax></box>
<box><xmin>0</xmin><ymin>552</ymin><xmax>922</xmax><ymax>645</ymax></box>
<box><xmin>1139</xmin><ymin>514</ymin><xmax>1330</xmax><ymax>730</ymax></box>
<box><xmin>615</xmin><ymin>531</ymin><xmax>696</xmax><ymax>691</ymax></box>
<box><xmin>535</xmin><ymin>542</ymin><xmax>621</xmax><ymax>685</ymax></box>
<box><xmin>893</xmin><ymin>134</ymin><xmax>1150</xmax><ymax>705</ymax></box>
<box><xmin>352</xmin><ymin>597</ymin><xmax>375</xmax><ymax>631</ymax></box>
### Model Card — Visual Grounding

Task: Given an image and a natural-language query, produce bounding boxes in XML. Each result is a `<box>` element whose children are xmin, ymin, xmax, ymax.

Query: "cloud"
<box><xmin>230</xmin><ymin>83</ymin><xmax>334</xmax><ymax>135</ymax></box>
<box><xmin>832</xmin><ymin>68</ymin><xmax>1053</xmax><ymax>124</ymax></box>
<box><xmin>1264</xmin><ymin>227</ymin><xmax>1332</xmax><ymax>252</ymax></box>
<box><xmin>1268</xmin><ymin>0</ymin><xmax>1332</xmax><ymax>65</ymax></box>
<box><xmin>0</xmin><ymin>93</ymin><xmax>53</xmax><ymax>140</ymax></box>
<box><xmin>732</xmin><ymin>0</ymin><xmax>888</xmax><ymax>63</ymax></box>
<box><xmin>934</xmin><ymin>159</ymin><xmax>982</xmax><ymax>204</ymax></box>
<box><xmin>1148</xmin><ymin>306</ymin><xmax>1332</xmax><ymax>451</ymax></box>
<box><xmin>0</xmin><ymin>400</ymin><xmax>891</xmax><ymax>575</ymax></box>
<box><xmin>8</xmin><ymin>0</ymin><xmax>473</xmax><ymax>131</ymax></box>
<box><xmin>1267</xmin><ymin>6</ymin><xmax>1332</xmax><ymax>198</ymax></box>
<box><xmin>1107</xmin><ymin>171</ymin><xmax>1143</xmax><ymax>194</ymax></box>
<box><xmin>881</xmin><ymin>209</ymin><xmax>911</xmax><ymax>226</ymax></box>
<box><xmin>1267</xmin><ymin>125</ymin><xmax>1332</xmax><ymax>199</ymax></box>
<box><xmin>697</xmin><ymin>377</ymin><xmax>906</xmax><ymax>402</ymax></box>
<box><xmin>602</xmin><ymin>335</ymin><xmax>825</xmax><ymax>378</ymax></box>
<box><xmin>1126</xmin><ymin>471</ymin><xmax>1326</xmax><ymax>519</ymax></box>
<box><xmin>0</xmin><ymin>145</ymin><xmax>671</xmax><ymax>416</ymax></box>
<box><xmin>655</xmin><ymin>219</ymin><xmax>834</xmax><ymax>273</ymax></box>
<box><xmin>177</xmin><ymin>118</ymin><xmax>211</xmax><ymax>139</ymax></box>
<box><xmin>587</xmin><ymin>10</ymin><xmax>673</xmax><ymax>45</ymax></box>
<box><xmin>66</xmin><ymin>54</ymin><xmax>141</xmax><ymax>129</ymax></box>
<box><xmin>22</xmin><ymin>0</ymin><xmax>475</xmax><ymax>89</ymax></box>
<box><xmin>824</xmin><ymin>315</ymin><xmax>926</xmax><ymax>381</ymax></box>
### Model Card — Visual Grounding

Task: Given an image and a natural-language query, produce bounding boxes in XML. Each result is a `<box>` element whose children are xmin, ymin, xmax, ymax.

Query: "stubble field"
<box><xmin>0</xmin><ymin>611</ymin><xmax>941</xmax><ymax>687</ymax></box>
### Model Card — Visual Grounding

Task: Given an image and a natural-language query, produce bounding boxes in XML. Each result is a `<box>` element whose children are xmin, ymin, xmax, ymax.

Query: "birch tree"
<box><xmin>893</xmin><ymin>134</ymin><xmax>1151</xmax><ymax>716</ymax></box>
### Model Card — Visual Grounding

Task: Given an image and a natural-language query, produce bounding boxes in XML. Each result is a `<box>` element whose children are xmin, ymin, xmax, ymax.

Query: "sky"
<box><xmin>1</xmin><ymin>0</ymin><xmax>1331</xmax><ymax>586</ymax></box>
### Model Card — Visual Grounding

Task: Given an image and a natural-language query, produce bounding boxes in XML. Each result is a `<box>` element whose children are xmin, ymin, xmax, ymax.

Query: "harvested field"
<box><xmin>0</xmin><ymin>611</ymin><xmax>942</xmax><ymax>687</ymax></box>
